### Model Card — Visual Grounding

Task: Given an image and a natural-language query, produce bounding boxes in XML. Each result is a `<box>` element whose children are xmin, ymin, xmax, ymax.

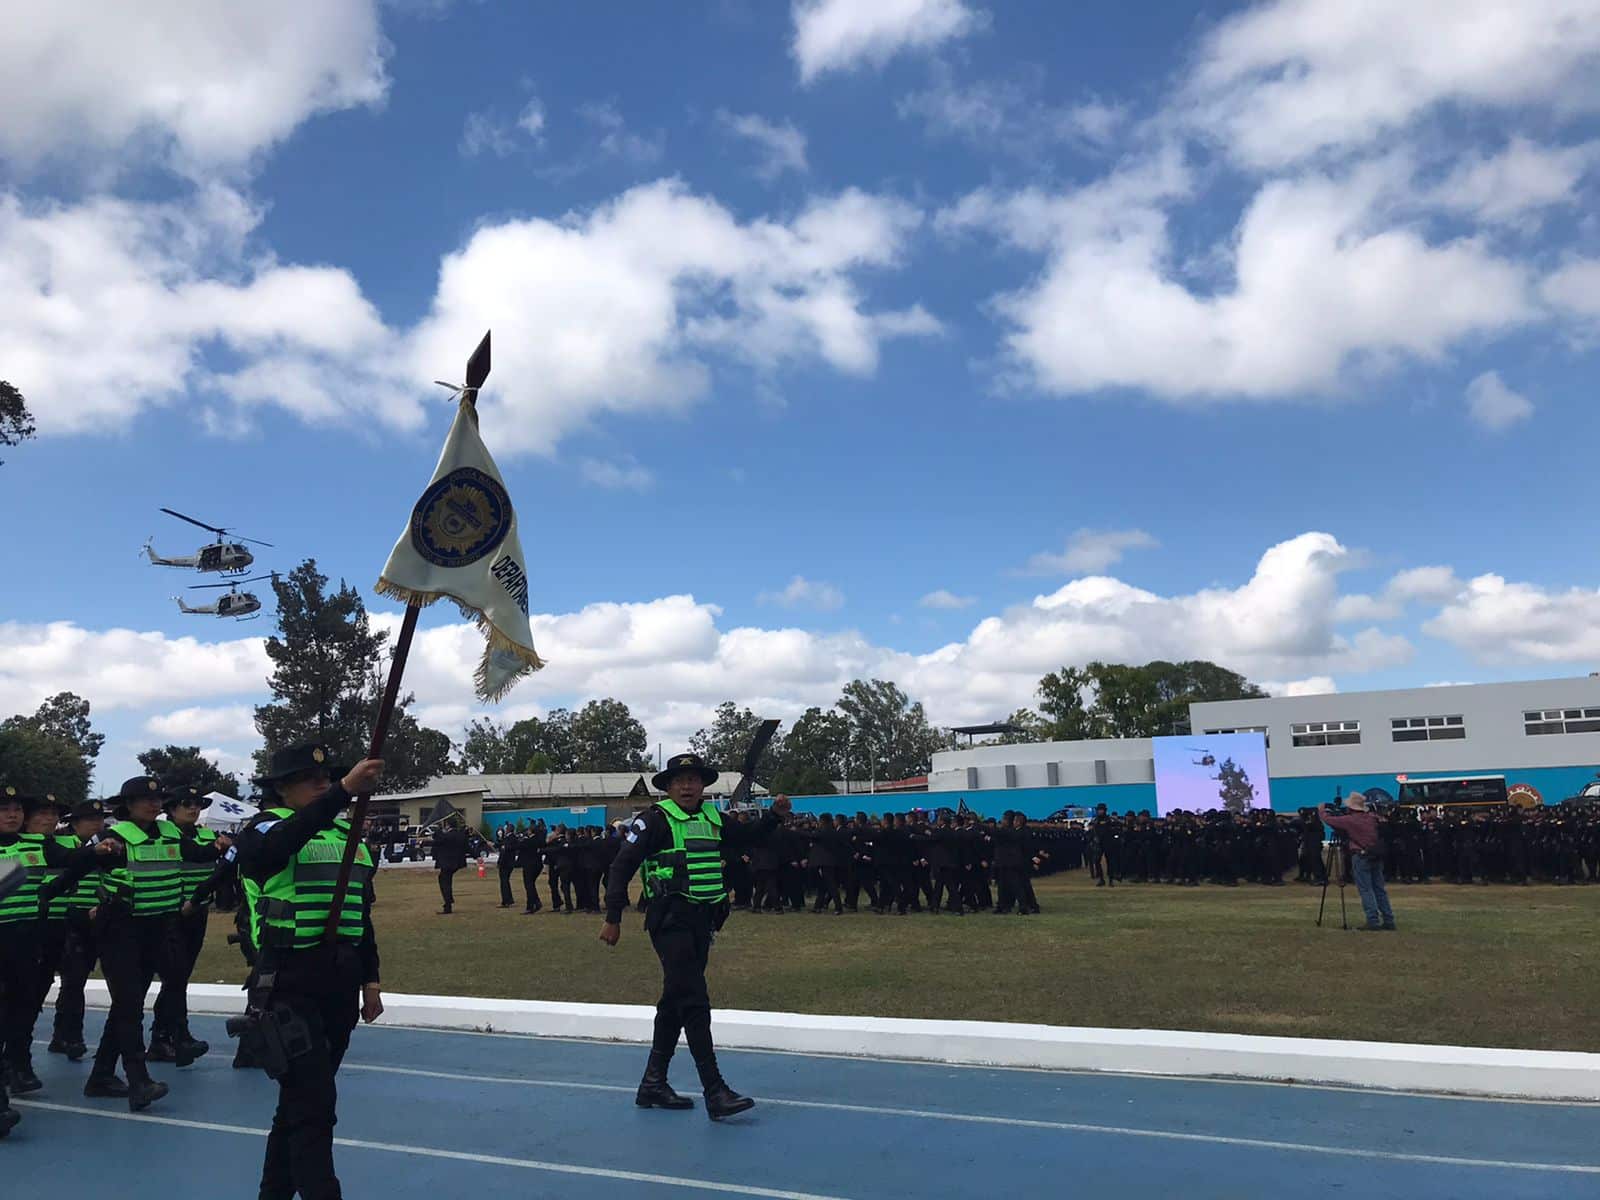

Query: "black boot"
<box><xmin>127</xmin><ymin>1077</ymin><xmax>169</xmax><ymax>1112</ymax></box>
<box><xmin>635</xmin><ymin>1053</ymin><xmax>694</xmax><ymax>1110</ymax></box>
<box><xmin>696</xmin><ymin>1055</ymin><xmax>755</xmax><ymax>1120</ymax></box>
<box><xmin>7</xmin><ymin>1059</ymin><xmax>42</xmax><ymax>1094</ymax></box>
<box><xmin>0</xmin><ymin>1104</ymin><xmax>18</xmax><ymax>1138</ymax></box>
<box><xmin>176</xmin><ymin>1032</ymin><xmax>210</xmax><ymax>1066</ymax></box>
<box><xmin>147</xmin><ymin>1035</ymin><xmax>178</xmax><ymax>1063</ymax></box>
<box><xmin>50</xmin><ymin>1034</ymin><xmax>88</xmax><ymax>1060</ymax></box>
<box><xmin>84</xmin><ymin>1071</ymin><xmax>130</xmax><ymax>1098</ymax></box>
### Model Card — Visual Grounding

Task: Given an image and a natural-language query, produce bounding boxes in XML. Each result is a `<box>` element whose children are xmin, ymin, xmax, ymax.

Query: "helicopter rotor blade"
<box><xmin>188</xmin><ymin>581</ymin><xmax>241</xmax><ymax>590</ymax></box>
<box><xmin>235</xmin><ymin>536</ymin><xmax>274</xmax><ymax>547</ymax></box>
<box><xmin>160</xmin><ymin>508</ymin><xmax>227</xmax><ymax>536</ymax></box>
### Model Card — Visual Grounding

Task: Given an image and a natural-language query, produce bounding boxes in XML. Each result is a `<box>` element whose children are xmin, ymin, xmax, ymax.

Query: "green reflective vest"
<box><xmin>103</xmin><ymin>819</ymin><xmax>184</xmax><ymax>916</ymax></box>
<box><xmin>0</xmin><ymin>834</ymin><xmax>47</xmax><ymax>924</ymax></box>
<box><xmin>42</xmin><ymin>834</ymin><xmax>77</xmax><ymax>921</ymax></box>
<box><xmin>179</xmin><ymin>825</ymin><xmax>218</xmax><ymax>890</ymax></box>
<box><xmin>57</xmin><ymin>834</ymin><xmax>99</xmax><ymax>913</ymax></box>
<box><xmin>640</xmin><ymin>799</ymin><xmax>726</xmax><ymax>904</ymax></box>
<box><xmin>249</xmin><ymin>807</ymin><xmax>374</xmax><ymax>951</ymax></box>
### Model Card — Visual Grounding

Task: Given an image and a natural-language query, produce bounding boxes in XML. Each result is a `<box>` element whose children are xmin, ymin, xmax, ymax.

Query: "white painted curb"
<box><xmin>78</xmin><ymin>981</ymin><xmax>1600</xmax><ymax>1102</ymax></box>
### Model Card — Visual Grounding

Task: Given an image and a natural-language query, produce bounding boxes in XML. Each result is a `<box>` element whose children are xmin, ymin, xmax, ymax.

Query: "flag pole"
<box><xmin>320</xmin><ymin>331</ymin><xmax>493</xmax><ymax>943</ymax></box>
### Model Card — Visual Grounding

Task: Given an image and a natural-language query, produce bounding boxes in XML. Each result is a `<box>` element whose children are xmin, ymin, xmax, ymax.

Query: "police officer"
<box><xmin>150</xmin><ymin>787</ymin><xmax>229</xmax><ymax>1063</ymax></box>
<box><xmin>601</xmin><ymin>752</ymin><xmax>790</xmax><ymax>1119</ymax></box>
<box><xmin>234</xmin><ymin>741</ymin><xmax>385</xmax><ymax>1200</ymax></box>
<box><xmin>430</xmin><ymin>820</ymin><xmax>468</xmax><ymax>914</ymax></box>
<box><xmin>495</xmin><ymin>824</ymin><xmax>520</xmax><ymax>907</ymax></box>
<box><xmin>519</xmin><ymin>820</ymin><xmax>546</xmax><ymax>914</ymax></box>
<box><xmin>85</xmin><ymin>776</ymin><xmax>208</xmax><ymax>1108</ymax></box>
<box><xmin>48</xmin><ymin>798</ymin><xmax>109</xmax><ymax>1060</ymax></box>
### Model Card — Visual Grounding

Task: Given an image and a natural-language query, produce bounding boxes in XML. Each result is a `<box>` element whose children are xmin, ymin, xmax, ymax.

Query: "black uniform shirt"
<box><xmin>604</xmin><ymin>805</ymin><xmax>780</xmax><ymax>924</ymax></box>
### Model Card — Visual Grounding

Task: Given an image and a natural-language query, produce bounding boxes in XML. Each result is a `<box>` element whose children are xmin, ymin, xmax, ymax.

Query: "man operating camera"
<box><xmin>1318</xmin><ymin>790</ymin><xmax>1396</xmax><ymax>932</ymax></box>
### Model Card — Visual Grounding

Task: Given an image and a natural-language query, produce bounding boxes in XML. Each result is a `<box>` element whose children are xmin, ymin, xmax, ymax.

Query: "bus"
<box><xmin>1394</xmin><ymin>774</ymin><xmax>1513</xmax><ymax>812</ymax></box>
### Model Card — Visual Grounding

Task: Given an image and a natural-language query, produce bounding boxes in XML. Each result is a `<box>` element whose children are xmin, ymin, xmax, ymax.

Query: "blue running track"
<box><xmin>10</xmin><ymin>1012</ymin><xmax>1599</xmax><ymax>1198</ymax></box>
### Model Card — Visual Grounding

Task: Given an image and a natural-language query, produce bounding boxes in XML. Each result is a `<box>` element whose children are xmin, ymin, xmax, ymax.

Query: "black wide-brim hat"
<box><xmin>70</xmin><ymin>799</ymin><xmax>108</xmax><ymax>822</ymax></box>
<box><xmin>652</xmin><ymin>752</ymin><xmax>718</xmax><ymax>791</ymax></box>
<box><xmin>118</xmin><ymin>776</ymin><xmax>168</xmax><ymax>803</ymax></box>
<box><xmin>255</xmin><ymin>741</ymin><xmax>341</xmax><ymax>785</ymax></box>
<box><xmin>162</xmin><ymin>787</ymin><xmax>213</xmax><ymax>812</ymax></box>
<box><xmin>22</xmin><ymin>793</ymin><xmax>64</xmax><ymax>816</ymax></box>
<box><xmin>0</xmin><ymin>783</ymin><xmax>28</xmax><ymax>808</ymax></box>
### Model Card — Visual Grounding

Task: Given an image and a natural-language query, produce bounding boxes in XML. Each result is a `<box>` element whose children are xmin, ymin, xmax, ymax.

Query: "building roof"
<box><xmin>374</xmin><ymin>781</ymin><xmax>490</xmax><ymax>804</ymax></box>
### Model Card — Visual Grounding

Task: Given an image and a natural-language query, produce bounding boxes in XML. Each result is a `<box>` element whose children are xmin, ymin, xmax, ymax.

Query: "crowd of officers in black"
<box><xmin>485</xmin><ymin>809</ymin><xmax>1074</xmax><ymax>918</ymax></box>
<box><xmin>477</xmin><ymin>801</ymin><xmax>1600</xmax><ymax>916</ymax></box>
<box><xmin>1080</xmin><ymin>803</ymin><xmax>1600</xmax><ymax>887</ymax></box>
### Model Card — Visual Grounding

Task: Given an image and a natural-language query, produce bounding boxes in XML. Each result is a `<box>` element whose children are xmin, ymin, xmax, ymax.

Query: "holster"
<box><xmin>230</xmin><ymin>963</ymin><xmax>315</xmax><ymax>1080</ymax></box>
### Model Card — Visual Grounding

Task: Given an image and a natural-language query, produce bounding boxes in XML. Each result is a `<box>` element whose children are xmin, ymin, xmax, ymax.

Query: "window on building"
<box><xmin>1202</xmin><ymin>726</ymin><xmax>1270</xmax><ymax>747</ymax></box>
<box><xmin>1391</xmin><ymin>715</ymin><xmax>1466</xmax><ymax>743</ymax></box>
<box><xmin>1290</xmin><ymin>720</ymin><xmax>1360</xmax><ymax>748</ymax></box>
<box><xmin>1523</xmin><ymin>707</ymin><xmax>1600</xmax><ymax>735</ymax></box>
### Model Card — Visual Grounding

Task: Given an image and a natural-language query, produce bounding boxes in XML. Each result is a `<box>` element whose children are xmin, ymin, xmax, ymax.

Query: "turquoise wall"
<box><xmin>484</xmin><ymin>806</ymin><xmax>608</xmax><ymax>833</ymax></box>
<box><xmin>789</xmin><ymin>763</ymin><xmax>1599</xmax><ymax>819</ymax></box>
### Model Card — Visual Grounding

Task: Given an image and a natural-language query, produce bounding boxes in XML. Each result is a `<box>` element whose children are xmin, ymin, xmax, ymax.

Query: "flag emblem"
<box><xmin>410</xmin><ymin>467</ymin><xmax>512</xmax><ymax>568</ymax></box>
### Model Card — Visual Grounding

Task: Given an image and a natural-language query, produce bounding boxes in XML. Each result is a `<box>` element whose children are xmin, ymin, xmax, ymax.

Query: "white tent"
<box><xmin>199</xmin><ymin>793</ymin><xmax>253</xmax><ymax>833</ymax></box>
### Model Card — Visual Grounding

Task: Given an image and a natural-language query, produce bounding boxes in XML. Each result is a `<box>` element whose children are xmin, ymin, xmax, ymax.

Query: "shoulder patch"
<box><xmin>253</xmin><ymin>819</ymin><xmax>281</xmax><ymax>836</ymax></box>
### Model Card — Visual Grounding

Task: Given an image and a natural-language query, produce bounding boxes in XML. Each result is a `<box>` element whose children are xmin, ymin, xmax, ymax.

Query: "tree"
<box><xmin>569</xmin><ymin>699</ymin><xmax>650</xmax><ymax>772</ymax></box>
<box><xmin>507</xmin><ymin>710</ymin><xmax>577</xmax><ymax>773</ymax></box>
<box><xmin>0</xmin><ymin>725</ymin><xmax>91</xmax><ymax>804</ymax></box>
<box><xmin>0</xmin><ymin>381</ymin><xmax>35</xmax><ymax>465</ymax></box>
<box><xmin>460</xmin><ymin>718</ymin><xmax>516</xmax><ymax>774</ymax></box>
<box><xmin>252</xmin><ymin>559</ymin><xmax>455</xmax><ymax>791</ymax></box>
<box><xmin>1031</xmin><ymin>659</ymin><xmax>1269</xmax><ymax>740</ymax></box>
<box><xmin>770</xmin><ymin>706</ymin><xmax>849</xmax><ymax>795</ymax></box>
<box><xmin>689</xmin><ymin>702</ymin><xmax>782</xmax><ymax>783</ymax></box>
<box><xmin>2</xmin><ymin>691</ymin><xmax>105</xmax><ymax>763</ymax></box>
<box><xmin>1035</xmin><ymin>667</ymin><xmax>1102</xmax><ymax>741</ymax></box>
<box><xmin>1214</xmin><ymin>756</ymin><xmax>1257</xmax><ymax>813</ymax></box>
<box><xmin>994</xmin><ymin>708</ymin><xmax>1047</xmax><ymax>745</ymax></box>
<box><xmin>136</xmin><ymin>746</ymin><xmax>241</xmax><ymax>797</ymax></box>
<box><xmin>835</xmin><ymin>680</ymin><xmax>945</xmax><ymax>781</ymax></box>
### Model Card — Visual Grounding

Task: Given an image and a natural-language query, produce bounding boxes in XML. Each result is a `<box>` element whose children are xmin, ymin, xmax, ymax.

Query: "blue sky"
<box><xmin>3</xmin><ymin>0</ymin><xmax>1599</xmax><ymax>789</ymax></box>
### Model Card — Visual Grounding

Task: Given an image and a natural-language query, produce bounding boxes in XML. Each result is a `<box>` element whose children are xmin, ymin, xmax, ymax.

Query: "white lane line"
<box><xmin>333</xmin><ymin>1061</ymin><xmax>1600</xmax><ymax>1176</ymax></box>
<box><xmin>13</xmin><ymin>1100</ymin><xmax>857</xmax><ymax>1200</ymax></box>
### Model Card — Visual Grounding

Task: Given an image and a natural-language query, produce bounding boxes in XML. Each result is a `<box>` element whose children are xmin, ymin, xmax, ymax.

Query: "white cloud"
<box><xmin>407</xmin><ymin>180</ymin><xmax>937</xmax><ymax>456</ymax></box>
<box><xmin>1425</xmin><ymin>575</ymin><xmax>1600</xmax><ymax>663</ymax></box>
<box><xmin>0</xmin><ymin>188</ymin><xmax>413</xmax><ymax>435</ymax></box>
<box><xmin>0</xmin><ymin>0</ymin><xmax>387</xmax><ymax>173</ymax></box>
<box><xmin>3</xmin><ymin>532</ymin><xmax>1438</xmax><ymax>781</ymax></box>
<box><xmin>919</xmin><ymin>589</ymin><xmax>976</xmax><ymax>609</ymax></box>
<box><xmin>758</xmin><ymin>576</ymin><xmax>846</xmax><ymax>612</ymax></box>
<box><xmin>145</xmin><ymin>705</ymin><xmax>258</xmax><ymax>744</ymax></box>
<box><xmin>0</xmin><ymin>622</ymin><xmax>270</xmax><ymax>716</ymax></box>
<box><xmin>1262</xmin><ymin>676</ymin><xmax>1338</xmax><ymax>697</ymax></box>
<box><xmin>946</xmin><ymin>153</ymin><xmax>1534</xmax><ymax>400</ymax></box>
<box><xmin>793</xmin><ymin>0</ymin><xmax>986</xmax><ymax>82</ymax></box>
<box><xmin>1185</xmin><ymin>0</ymin><xmax>1600</xmax><ymax>170</ymax></box>
<box><xmin>1543</xmin><ymin>258</ymin><xmax>1600</xmax><ymax>322</ymax></box>
<box><xmin>1465</xmin><ymin>371</ymin><xmax>1534</xmax><ymax>431</ymax></box>
<box><xmin>718</xmin><ymin>111</ymin><xmax>809</xmax><ymax>180</ymax></box>
<box><xmin>579</xmin><ymin>456</ymin><xmax>654</xmax><ymax>490</ymax></box>
<box><xmin>1024</xmin><ymin>529</ymin><xmax>1158</xmax><ymax>575</ymax></box>
<box><xmin>461</xmin><ymin>99</ymin><xmax>545</xmax><ymax>158</ymax></box>
<box><xmin>898</xmin><ymin>69</ymin><xmax>1126</xmax><ymax>154</ymax></box>
<box><xmin>1333</xmin><ymin>564</ymin><xmax>1466</xmax><ymax>623</ymax></box>
<box><xmin>1427</xmin><ymin>137</ymin><xmax>1598</xmax><ymax>224</ymax></box>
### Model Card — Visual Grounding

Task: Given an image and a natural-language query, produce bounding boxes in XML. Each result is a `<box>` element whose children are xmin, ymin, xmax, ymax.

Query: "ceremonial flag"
<box><xmin>958</xmin><ymin>797</ymin><xmax>974</xmax><ymax>817</ymax></box>
<box><xmin>376</xmin><ymin>331</ymin><xmax>543</xmax><ymax>701</ymax></box>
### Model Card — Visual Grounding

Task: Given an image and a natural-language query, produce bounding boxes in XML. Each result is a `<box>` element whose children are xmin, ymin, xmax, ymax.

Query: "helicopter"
<box><xmin>174</xmin><ymin>573</ymin><xmax>276</xmax><ymax>620</ymax></box>
<box><xmin>144</xmin><ymin>508</ymin><xmax>272</xmax><ymax>575</ymax></box>
<box><xmin>1189</xmin><ymin>748</ymin><xmax>1216</xmax><ymax>767</ymax></box>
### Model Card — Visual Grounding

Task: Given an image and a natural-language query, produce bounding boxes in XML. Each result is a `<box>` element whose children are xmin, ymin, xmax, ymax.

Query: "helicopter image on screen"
<box><xmin>174</xmin><ymin>573</ymin><xmax>276</xmax><ymax>620</ymax></box>
<box><xmin>144</xmin><ymin>508</ymin><xmax>272</xmax><ymax>575</ymax></box>
<box><xmin>1190</xmin><ymin>748</ymin><xmax>1216</xmax><ymax>767</ymax></box>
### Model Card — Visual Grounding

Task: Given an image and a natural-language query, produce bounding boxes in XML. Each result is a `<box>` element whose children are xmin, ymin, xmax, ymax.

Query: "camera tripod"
<box><xmin>1315</xmin><ymin>838</ymin><xmax>1350</xmax><ymax>930</ymax></box>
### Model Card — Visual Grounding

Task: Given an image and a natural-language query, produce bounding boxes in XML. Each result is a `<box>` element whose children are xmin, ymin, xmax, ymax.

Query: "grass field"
<box><xmin>191</xmin><ymin>867</ymin><xmax>1600</xmax><ymax>1053</ymax></box>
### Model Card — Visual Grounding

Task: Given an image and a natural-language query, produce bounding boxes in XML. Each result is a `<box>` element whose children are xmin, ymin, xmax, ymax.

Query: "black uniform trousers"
<box><xmin>153</xmin><ymin>905</ymin><xmax>208</xmax><ymax>1039</ymax></box>
<box><xmin>811</xmin><ymin>866</ymin><xmax>843</xmax><ymax>913</ymax></box>
<box><xmin>437</xmin><ymin>867</ymin><xmax>458</xmax><ymax>910</ymax></box>
<box><xmin>498</xmin><ymin>858</ymin><xmax>517</xmax><ymax>906</ymax></box>
<box><xmin>751</xmin><ymin>870</ymin><xmax>782</xmax><ymax>911</ymax></box>
<box><xmin>521</xmin><ymin>861</ymin><xmax>543</xmax><ymax>911</ymax></box>
<box><xmin>258</xmin><ymin>944</ymin><xmax>362</xmax><ymax>1200</ymax></box>
<box><xmin>932</xmin><ymin>866</ymin><xmax>965</xmax><ymax>914</ymax></box>
<box><xmin>27</xmin><ymin>917</ymin><xmax>70</xmax><ymax>1044</ymax></box>
<box><xmin>93</xmin><ymin>908</ymin><xmax>180</xmax><ymax>1083</ymax></box>
<box><xmin>0</xmin><ymin>923</ymin><xmax>42</xmax><ymax>1071</ymax></box>
<box><xmin>646</xmin><ymin>899</ymin><xmax>715</xmax><ymax>1064</ymax></box>
<box><xmin>53</xmin><ymin>908</ymin><xmax>99</xmax><ymax>1043</ymax></box>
